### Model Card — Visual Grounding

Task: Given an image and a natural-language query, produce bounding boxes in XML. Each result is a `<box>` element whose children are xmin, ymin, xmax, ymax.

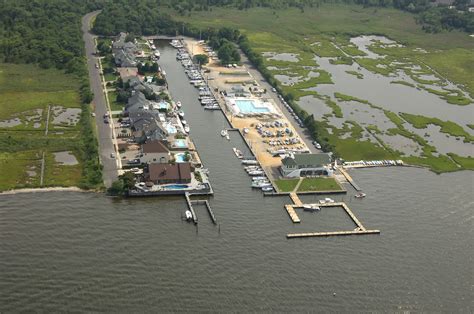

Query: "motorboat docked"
<box><xmin>261</xmin><ymin>186</ymin><xmax>274</xmax><ymax>192</ymax></box>
<box><xmin>185</xmin><ymin>210</ymin><xmax>193</xmax><ymax>221</ymax></box>
<box><xmin>184</xmin><ymin>126</ymin><xmax>190</xmax><ymax>133</ymax></box>
<box><xmin>248</xmin><ymin>170</ymin><xmax>264</xmax><ymax>176</ymax></box>
<box><xmin>355</xmin><ymin>192</ymin><xmax>366</xmax><ymax>198</ymax></box>
<box><xmin>178</xmin><ymin>110</ymin><xmax>185</xmax><ymax>118</ymax></box>
<box><xmin>233</xmin><ymin>148</ymin><xmax>244</xmax><ymax>159</ymax></box>
<box><xmin>181</xmin><ymin>119</ymin><xmax>187</xmax><ymax>125</ymax></box>
<box><xmin>221</xmin><ymin>129</ymin><xmax>228</xmax><ymax>137</ymax></box>
<box><xmin>251</xmin><ymin>176</ymin><xmax>267</xmax><ymax>181</ymax></box>
<box><xmin>204</xmin><ymin>104</ymin><xmax>220</xmax><ymax>110</ymax></box>
<box><xmin>303</xmin><ymin>204</ymin><xmax>321</xmax><ymax>212</ymax></box>
<box><xmin>251</xmin><ymin>181</ymin><xmax>272</xmax><ymax>188</ymax></box>
<box><xmin>176</xmin><ymin>101</ymin><xmax>182</xmax><ymax>108</ymax></box>
<box><xmin>318</xmin><ymin>198</ymin><xmax>332</xmax><ymax>204</ymax></box>
<box><xmin>241</xmin><ymin>159</ymin><xmax>258</xmax><ymax>165</ymax></box>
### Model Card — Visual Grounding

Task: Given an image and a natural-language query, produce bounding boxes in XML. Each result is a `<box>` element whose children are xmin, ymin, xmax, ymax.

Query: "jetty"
<box><xmin>338</xmin><ymin>167</ymin><xmax>361</xmax><ymax>191</ymax></box>
<box><xmin>184</xmin><ymin>192</ymin><xmax>217</xmax><ymax>224</ymax></box>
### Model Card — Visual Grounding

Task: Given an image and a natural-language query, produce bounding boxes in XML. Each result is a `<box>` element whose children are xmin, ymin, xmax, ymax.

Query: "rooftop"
<box><xmin>142</xmin><ymin>140</ymin><xmax>169</xmax><ymax>153</ymax></box>
<box><xmin>148</xmin><ymin>163</ymin><xmax>191</xmax><ymax>182</ymax></box>
<box><xmin>282</xmin><ymin>153</ymin><xmax>331</xmax><ymax>167</ymax></box>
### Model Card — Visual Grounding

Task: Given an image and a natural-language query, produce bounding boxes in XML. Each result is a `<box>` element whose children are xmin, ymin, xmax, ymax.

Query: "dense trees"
<box><xmin>194</xmin><ymin>54</ymin><xmax>209</xmax><ymax>65</ymax></box>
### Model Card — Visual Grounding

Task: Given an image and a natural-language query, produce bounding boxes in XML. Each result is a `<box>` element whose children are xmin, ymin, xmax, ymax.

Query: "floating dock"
<box><xmin>338</xmin><ymin>167</ymin><xmax>362</xmax><ymax>191</ymax></box>
<box><xmin>285</xmin><ymin>205</ymin><xmax>301</xmax><ymax>223</ymax></box>
<box><xmin>285</xmin><ymin>199</ymin><xmax>380</xmax><ymax>238</ymax></box>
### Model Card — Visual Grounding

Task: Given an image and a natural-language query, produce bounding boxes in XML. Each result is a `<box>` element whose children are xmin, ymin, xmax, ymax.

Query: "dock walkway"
<box><xmin>289</xmin><ymin>192</ymin><xmax>303</xmax><ymax>206</ymax></box>
<box><xmin>287</xmin><ymin>230</ymin><xmax>380</xmax><ymax>238</ymax></box>
<box><xmin>284</xmin><ymin>205</ymin><xmax>301</xmax><ymax>223</ymax></box>
<box><xmin>338</xmin><ymin>168</ymin><xmax>361</xmax><ymax>191</ymax></box>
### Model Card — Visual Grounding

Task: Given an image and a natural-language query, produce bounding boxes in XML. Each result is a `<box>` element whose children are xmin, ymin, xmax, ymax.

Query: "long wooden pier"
<box><xmin>338</xmin><ymin>167</ymin><xmax>362</xmax><ymax>191</ymax></box>
<box><xmin>287</xmin><ymin>230</ymin><xmax>380</xmax><ymax>238</ymax></box>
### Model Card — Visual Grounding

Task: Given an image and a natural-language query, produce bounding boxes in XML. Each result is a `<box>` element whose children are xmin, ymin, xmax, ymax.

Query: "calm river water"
<box><xmin>0</xmin><ymin>43</ymin><xmax>472</xmax><ymax>312</ymax></box>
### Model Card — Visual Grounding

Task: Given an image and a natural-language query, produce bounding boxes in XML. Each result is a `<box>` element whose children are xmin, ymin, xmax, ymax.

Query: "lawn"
<box><xmin>0</xmin><ymin>63</ymin><xmax>86</xmax><ymax>191</ymax></box>
<box><xmin>298</xmin><ymin>177</ymin><xmax>343</xmax><ymax>192</ymax></box>
<box><xmin>274</xmin><ymin>178</ymin><xmax>299</xmax><ymax>192</ymax></box>
<box><xmin>107</xmin><ymin>90</ymin><xmax>125</xmax><ymax>111</ymax></box>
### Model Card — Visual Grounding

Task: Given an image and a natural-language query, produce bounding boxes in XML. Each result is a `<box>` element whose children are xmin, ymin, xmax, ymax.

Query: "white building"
<box><xmin>280</xmin><ymin>153</ymin><xmax>333</xmax><ymax>178</ymax></box>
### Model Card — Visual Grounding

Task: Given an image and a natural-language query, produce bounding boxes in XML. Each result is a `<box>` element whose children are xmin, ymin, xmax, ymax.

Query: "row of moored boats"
<box><xmin>173</xmin><ymin>40</ymin><xmax>220</xmax><ymax>111</ymax></box>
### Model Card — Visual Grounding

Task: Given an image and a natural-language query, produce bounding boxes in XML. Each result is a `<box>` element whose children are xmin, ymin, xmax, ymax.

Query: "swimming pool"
<box><xmin>164</xmin><ymin>184</ymin><xmax>189</xmax><ymax>190</ymax></box>
<box><xmin>174</xmin><ymin>139</ymin><xmax>187</xmax><ymax>148</ymax></box>
<box><xmin>235</xmin><ymin>99</ymin><xmax>270</xmax><ymax>114</ymax></box>
<box><xmin>174</xmin><ymin>153</ymin><xmax>187</xmax><ymax>163</ymax></box>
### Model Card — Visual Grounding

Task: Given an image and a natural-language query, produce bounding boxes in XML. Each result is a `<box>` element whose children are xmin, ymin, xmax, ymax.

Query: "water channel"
<box><xmin>0</xmin><ymin>42</ymin><xmax>472</xmax><ymax>312</ymax></box>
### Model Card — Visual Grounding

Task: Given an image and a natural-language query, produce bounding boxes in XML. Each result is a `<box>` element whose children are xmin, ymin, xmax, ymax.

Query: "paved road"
<box><xmin>81</xmin><ymin>11</ymin><xmax>118</xmax><ymax>187</ymax></box>
<box><xmin>241</xmin><ymin>55</ymin><xmax>319</xmax><ymax>154</ymax></box>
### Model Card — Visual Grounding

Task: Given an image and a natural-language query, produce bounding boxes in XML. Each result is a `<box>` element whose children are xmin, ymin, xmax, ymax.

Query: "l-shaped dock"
<box><xmin>284</xmin><ymin>193</ymin><xmax>380</xmax><ymax>238</ymax></box>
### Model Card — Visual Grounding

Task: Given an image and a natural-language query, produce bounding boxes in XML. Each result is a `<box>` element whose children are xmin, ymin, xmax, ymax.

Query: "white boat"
<box><xmin>204</xmin><ymin>104</ymin><xmax>220</xmax><ymax>110</ymax></box>
<box><xmin>303</xmin><ymin>204</ymin><xmax>321</xmax><ymax>212</ymax></box>
<box><xmin>184</xmin><ymin>126</ymin><xmax>190</xmax><ymax>133</ymax></box>
<box><xmin>226</xmin><ymin>134</ymin><xmax>230</xmax><ymax>141</ymax></box>
<box><xmin>318</xmin><ymin>199</ymin><xmax>326</xmax><ymax>205</ymax></box>
<box><xmin>241</xmin><ymin>159</ymin><xmax>258</xmax><ymax>165</ymax></box>
<box><xmin>324</xmin><ymin>197</ymin><xmax>335</xmax><ymax>203</ymax></box>
<box><xmin>221</xmin><ymin>129</ymin><xmax>228</xmax><ymax>137</ymax></box>
<box><xmin>176</xmin><ymin>101</ymin><xmax>182</xmax><ymax>108</ymax></box>
<box><xmin>185</xmin><ymin>210</ymin><xmax>193</xmax><ymax>221</ymax></box>
<box><xmin>248</xmin><ymin>170</ymin><xmax>264</xmax><ymax>176</ymax></box>
<box><xmin>251</xmin><ymin>181</ymin><xmax>271</xmax><ymax>188</ymax></box>
<box><xmin>181</xmin><ymin>120</ymin><xmax>187</xmax><ymax>125</ymax></box>
<box><xmin>233</xmin><ymin>148</ymin><xmax>244</xmax><ymax>159</ymax></box>
<box><xmin>252</xmin><ymin>176</ymin><xmax>267</xmax><ymax>181</ymax></box>
<box><xmin>178</xmin><ymin>110</ymin><xmax>185</xmax><ymax>118</ymax></box>
<box><xmin>355</xmin><ymin>192</ymin><xmax>366</xmax><ymax>198</ymax></box>
<box><xmin>261</xmin><ymin>186</ymin><xmax>274</xmax><ymax>192</ymax></box>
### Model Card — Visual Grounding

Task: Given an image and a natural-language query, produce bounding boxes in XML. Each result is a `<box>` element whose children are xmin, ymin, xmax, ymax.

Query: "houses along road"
<box><xmin>81</xmin><ymin>11</ymin><xmax>118</xmax><ymax>187</ymax></box>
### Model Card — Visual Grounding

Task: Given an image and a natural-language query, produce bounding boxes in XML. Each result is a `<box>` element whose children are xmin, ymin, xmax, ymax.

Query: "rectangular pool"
<box><xmin>174</xmin><ymin>139</ymin><xmax>187</xmax><ymax>148</ymax></box>
<box><xmin>235</xmin><ymin>99</ymin><xmax>270</xmax><ymax>114</ymax></box>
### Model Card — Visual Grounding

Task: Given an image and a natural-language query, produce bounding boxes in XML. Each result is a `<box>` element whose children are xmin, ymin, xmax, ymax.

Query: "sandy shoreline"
<box><xmin>0</xmin><ymin>187</ymin><xmax>95</xmax><ymax>195</ymax></box>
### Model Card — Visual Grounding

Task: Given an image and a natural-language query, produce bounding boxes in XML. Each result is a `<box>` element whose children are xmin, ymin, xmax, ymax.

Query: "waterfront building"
<box><xmin>146</xmin><ymin>163</ymin><xmax>192</xmax><ymax>185</ymax></box>
<box><xmin>140</xmin><ymin>140</ymin><xmax>170</xmax><ymax>164</ymax></box>
<box><xmin>280</xmin><ymin>153</ymin><xmax>333</xmax><ymax>177</ymax></box>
